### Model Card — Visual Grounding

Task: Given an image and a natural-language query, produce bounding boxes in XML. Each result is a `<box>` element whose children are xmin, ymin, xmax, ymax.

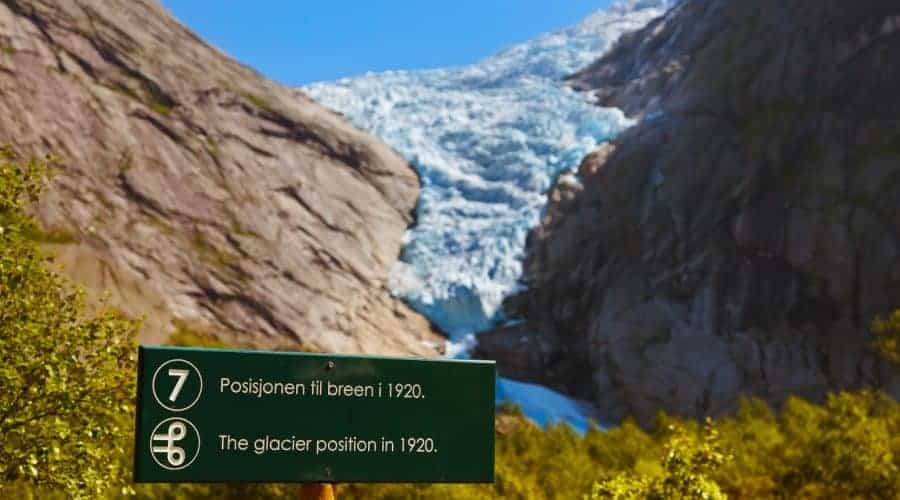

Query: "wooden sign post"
<box><xmin>300</xmin><ymin>483</ymin><xmax>335</xmax><ymax>500</ymax></box>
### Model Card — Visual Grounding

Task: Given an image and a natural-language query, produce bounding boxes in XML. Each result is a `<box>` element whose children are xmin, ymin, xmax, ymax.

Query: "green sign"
<box><xmin>133</xmin><ymin>346</ymin><xmax>495</xmax><ymax>483</ymax></box>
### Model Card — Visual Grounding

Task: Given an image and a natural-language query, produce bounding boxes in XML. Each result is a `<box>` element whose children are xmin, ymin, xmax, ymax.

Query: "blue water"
<box><xmin>496</xmin><ymin>378</ymin><xmax>597</xmax><ymax>433</ymax></box>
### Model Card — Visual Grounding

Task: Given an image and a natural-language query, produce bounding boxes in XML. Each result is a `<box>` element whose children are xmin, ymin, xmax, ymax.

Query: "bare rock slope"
<box><xmin>478</xmin><ymin>0</ymin><xmax>900</xmax><ymax>423</ymax></box>
<box><xmin>0</xmin><ymin>0</ymin><xmax>442</xmax><ymax>355</ymax></box>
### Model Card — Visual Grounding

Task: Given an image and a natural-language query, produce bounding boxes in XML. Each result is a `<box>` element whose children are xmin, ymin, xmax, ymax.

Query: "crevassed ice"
<box><xmin>304</xmin><ymin>1</ymin><xmax>670</xmax><ymax>339</ymax></box>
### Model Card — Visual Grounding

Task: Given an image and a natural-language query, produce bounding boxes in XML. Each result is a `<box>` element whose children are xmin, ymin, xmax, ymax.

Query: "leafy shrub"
<box><xmin>873</xmin><ymin>310</ymin><xmax>900</xmax><ymax>366</ymax></box>
<box><xmin>345</xmin><ymin>391</ymin><xmax>900</xmax><ymax>500</ymax></box>
<box><xmin>0</xmin><ymin>150</ymin><xmax>138</xmax><ymax>498</ymax></box>
<box><xmin>590</xmin><ymin>421</ymin><xmax>729</xmax><ymax>500</ymax></box>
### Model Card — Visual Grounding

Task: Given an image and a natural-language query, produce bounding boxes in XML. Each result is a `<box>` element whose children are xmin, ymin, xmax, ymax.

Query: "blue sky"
<box><xmin>160</xmin><ymin>1</ymin><xmax>615</xmax><ymax>85</ymax></box>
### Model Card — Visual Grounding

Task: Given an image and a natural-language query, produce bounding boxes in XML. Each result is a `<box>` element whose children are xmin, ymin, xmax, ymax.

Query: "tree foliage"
<box><xmin>590</xmin><ymin>421</ymin><xmax>728</xmax><ymax>500</ymax></box>
<box><xmin>873</xmin><ymin>309</ymin><xmax>900</xmax><ymax>366</ymax></box>
<box><xmin>0</xmin><ymin>150</ymin><xmax>138</xmax><ymax>498</ymax></box>
<box><xmin>343</xmin><ymin>391</ymin><xmax>900</xmax><ymax>500</ymax></box>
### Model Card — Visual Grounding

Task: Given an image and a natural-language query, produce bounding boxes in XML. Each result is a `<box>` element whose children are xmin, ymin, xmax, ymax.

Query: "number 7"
<box><xmin>168</xmin><ymin>369</ymin><xmax>190</xmax><ymax>402</ymax></box>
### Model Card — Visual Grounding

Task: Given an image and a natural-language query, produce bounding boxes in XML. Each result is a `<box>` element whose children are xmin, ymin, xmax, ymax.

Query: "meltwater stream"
<box><xmin>305</xmin><ymin>1</ymin><xmax>671</xmax><ymax>432</ymax></box>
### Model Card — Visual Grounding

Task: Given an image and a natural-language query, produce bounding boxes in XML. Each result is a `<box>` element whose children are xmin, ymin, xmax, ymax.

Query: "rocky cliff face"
<box><xmin>0</xmin><ymin>0</ymin><xmax>442</xmax><ymax>355</ymax></box>
<box><xmin>477</xmin><ymin>0</ymin><xmax>900</xmax><ymax>423</ymax></box>
<box><xmin>565</xmin><ymin>0</ymin><xmax>704</xmax><ymax>117</ymax></box>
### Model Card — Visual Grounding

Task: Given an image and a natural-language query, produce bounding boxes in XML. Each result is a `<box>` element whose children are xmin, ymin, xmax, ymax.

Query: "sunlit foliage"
<box><xmin>590</xmin><ymin>421</ymin><xmax>728</xmax><ymax>499</ymax></box>
<box><xmin>346</xmin><ymin>391</ymin><xmax>900</xmax><ymax>500</ymax></box>
<box><xmin>0</xmin><ymin>150</ymin><xmax>138</xmax><ymax>498</ymax></box>
<box><xmin>873</xmin><ymin>309</ymin><xmax>900</xmax><ymax>366</ymax></box>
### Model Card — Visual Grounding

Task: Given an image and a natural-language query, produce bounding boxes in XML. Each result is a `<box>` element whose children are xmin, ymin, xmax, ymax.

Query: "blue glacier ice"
<box><xmin>304</xmin><ymin>1</ymin><xmax>671</xmax><ymax>430</ymax></box>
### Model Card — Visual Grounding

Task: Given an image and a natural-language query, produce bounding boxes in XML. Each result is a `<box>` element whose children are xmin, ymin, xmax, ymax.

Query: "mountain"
<box><xmin>477</xmin><ymin>0</ymin><xmax>900</xmax><ymax>423</ymax></box>
<box><xmin>304</xmin><ymin>1</ymin><xmax>671</xmax><ymax>343</ymax></box>
<box><xmin>304</xmin><ymin>1</ymin><xmax>674</xmax><ymax>426</ymax></box>
<box><xmin>0</xmin><ymin>0</ymin><xmax>442</xmax><ymax>355</ymax></box>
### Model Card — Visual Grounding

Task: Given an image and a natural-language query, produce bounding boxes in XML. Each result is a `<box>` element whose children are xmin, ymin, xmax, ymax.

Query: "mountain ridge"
<box><xmin>478</xmin><ymin>0</ymin><xmax>900</xmax><ymax>423</ymax></box>
<box><xmin>304</xmin><ymin>0</ymin><xmax>670</xmax><ymax>342</ymax></box>
<box><xmin>0</xmin><ymin>0</ymin><xmax>443</xmax><ymax>355</ymax></box>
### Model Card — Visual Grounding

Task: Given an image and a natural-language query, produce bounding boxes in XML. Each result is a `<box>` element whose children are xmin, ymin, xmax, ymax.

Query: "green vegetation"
<box><xmin>590</xmin><ymin>422</ymin><xmax>729</xmax><ymax>500</ymax></box>
<box><xmin>109</xmin><ymin>82</ymin><xmax>141</xmax><ymax>102</ymax></box>
<box><xmin>241</xmin><ymin>91</ymin><xmax>278</xmax><ymax>114</ymax></box>
<box><xmin>168</xmin><ymin>319</ymin><xmax>317</xmax><ymax>354</ymax></box>
<box><xmin>167</xmin><ymin>320</ymin><xmax>230</xmax><ymax>349</ymax></box>
<box><xmin>344</xmin><ymin>391</ymin><xmax>900</xmax><ymax>499</ymax></box>
<box><xmin>2</xmin><ymin>148</ymin><xmax>899</xmax><ymax>499</ymax></box>
<box><xmin>143</xmin><ymin>86</ymin><xmax>177</xmax><ymax>117</ymax></box>
<box><xmin>873</xmin><ymin>309</ymin><xmax>900</xmax><ymax>366</ymax></box>
<box><xmin>106</xmin><ymin>82</ymin><xmax>175</xmax><ymax>117</ymax></box>
<box><xmin>22</xmin><ymin>225</ymin><xmax>79</xmax><ymax>244</ymax></box>
<box><xmin>134</xmin><ymin>478</ymin><xmax>292</xmax><ymax>499</ymax></box>
<box><xmin>202</xmin><ymin>136</ymin><xmax>220</xmax><ymax>163</ymax></box>
<box><xmin>190</xmin><ymin>227</ymin><xmax>237</xmax><ymax>268</ymax></box>
<box><xmin>150</xmin><ymin>102</ymin><xmax>172</xmax><ymax>116</ymax></box>
<box><xmin>0</xmin><ymin>150</ymin><xmax>138</xmax><ymax>498</ymax></box>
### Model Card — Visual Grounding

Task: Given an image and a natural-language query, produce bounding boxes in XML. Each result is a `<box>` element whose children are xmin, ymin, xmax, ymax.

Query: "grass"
<box><xmin>167</xmin><ymin>320</ymin><xmax>230</xmax><ymax>348</ymax></box>
<box><xmin>191</xmin><ymin>228</ymin><xmax>237</xmax><ymax>268</ymax></box>
<box><xmin>149</xmin><ymin>101</ymin><xmax>172</xmax><ymax>116</ymax></box>
<box><xmin>203</xmin><ymin>136</ymin><xmax>220</xmax><ymax>160</ymax></box>
<box><xmin>24</xmin><ymin>225</ymin><xmax>78</xmax><ymax>244</ymax></box>
<box><xmin>241</xmin><ymin>91</ymin><xmax>278</xmax><ymax>114</ymax></box>
<box><xmin>109</xmin><ymin>81</ymin><xmax>140</xmax><ymax>101</ymax></box>
<box><xmin>106</xmin><ymin>82</ymin><xmax>174</xmax><ymax>117</ymax></box>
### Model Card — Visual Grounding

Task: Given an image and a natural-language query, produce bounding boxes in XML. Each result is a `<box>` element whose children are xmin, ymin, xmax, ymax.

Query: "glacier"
<box><xmin>304</xmin><ymin>0</ymin><xmax>671</xmax><ymax>429</ymax></box>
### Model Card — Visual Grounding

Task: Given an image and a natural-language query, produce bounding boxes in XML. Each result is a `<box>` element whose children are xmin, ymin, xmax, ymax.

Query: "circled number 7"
<box><xmin>168</xmin><ymin>368</ymin><xmax>190</xmax><ymax>402</ymax></box>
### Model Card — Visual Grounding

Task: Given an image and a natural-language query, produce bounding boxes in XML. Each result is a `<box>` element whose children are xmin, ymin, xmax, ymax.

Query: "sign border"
<box><xmin>133</xmin><ymin>345</ymin><xmax>496</xmax><ymax>484</ymax></box>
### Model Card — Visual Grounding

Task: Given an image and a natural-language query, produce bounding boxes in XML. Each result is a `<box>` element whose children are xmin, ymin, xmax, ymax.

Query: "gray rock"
<box><xmin>0</xmin><ymin>0</ymin><xmax>443</xmax><ymax>355</ymax></box>
<box><xmin>477</xmin><ymin>0</ymin><xmax>900</xmax><ymax>424</ymax></box>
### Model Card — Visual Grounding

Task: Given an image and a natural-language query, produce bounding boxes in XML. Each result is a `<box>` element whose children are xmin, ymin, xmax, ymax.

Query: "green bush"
<box><xmin>873</xmin><ymin>310</ymin><xmax>900</xmax><ymax>366</ymax></box>
<box><xmin>0</xmin><ymin>150</ymin><xmax>138</xmax><ymax>498</ymax></box>
<box><xmin>344</xmin><ymin>391</ymin><xmax>900</xmax><ymax>500</ymax></box>
<box><xmin>590</xmin><ymin>421</ymin><xmax>729</xmax><ymax>500</ymax></box>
